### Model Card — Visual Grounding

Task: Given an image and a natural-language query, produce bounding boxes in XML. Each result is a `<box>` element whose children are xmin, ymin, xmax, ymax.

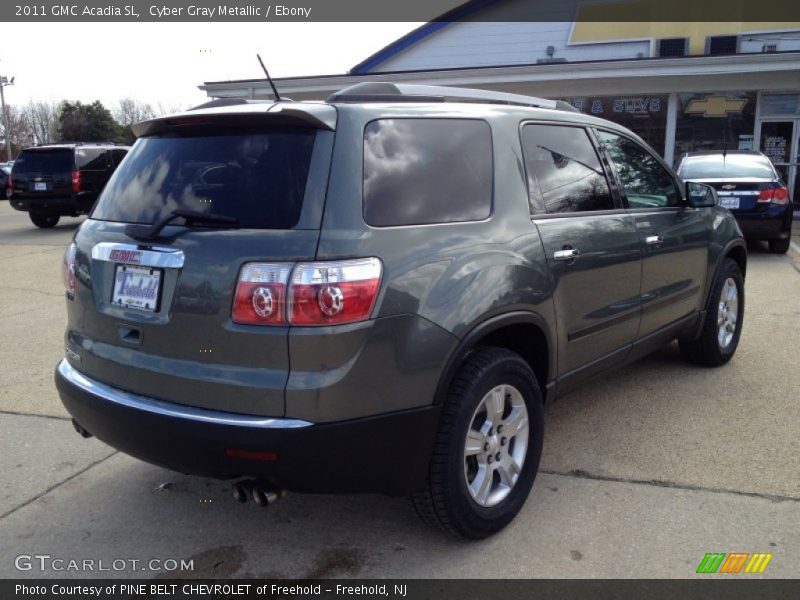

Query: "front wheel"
<box><xmin>29</xmin><ymin>212</ymin><xmax>60</xmax><ymax>228</ymax></box>
<box><xmin>680</xmin><ymin>258</ymin><xmax>744</xmax><ymax>366</ymax></box>
<box><xmin>412</xmin><ymin>347</ymin><xmax>544</xmax><ymax>539</ymax></box>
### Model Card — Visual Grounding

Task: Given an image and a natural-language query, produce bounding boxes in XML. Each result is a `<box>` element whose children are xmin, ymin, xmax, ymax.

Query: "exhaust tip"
<box><xmin>251</xmin><ymin>485</ymin><xmax>284</xmax><ymax>507</ymax></box>
<box><xmin>232</xmin><ymin>481</ymin><xmax>251</xmax><ymax>503</ymax></box>
<box><xmin>71</xmin><ymin>419</ymin><xmax>92</xmax><ymax>439</ymax></box>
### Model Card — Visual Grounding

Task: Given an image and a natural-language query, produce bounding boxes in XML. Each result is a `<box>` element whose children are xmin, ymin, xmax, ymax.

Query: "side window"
<box><xmin>520</xmin><ymin>124</ymin><xmax>614</xmax><ymax>214</ymax></box>
<box><xmin>363</xmin><ymin>118</ymin><xmax>492</xmax><ymax>227</ymax></box>
<box><xmin>75</xmin><ymin>148</ymin><xmax>108</xmax><ymax>171</ymax></box>
<box><xmin>111</xmin><ymin>149</ymin><xmax>128</xmax><ymax>167</ymax></box>
<box><xmin>595</xmin><ymin>130</ymin><xmax>681</xmax><ymax>208</ymax></box>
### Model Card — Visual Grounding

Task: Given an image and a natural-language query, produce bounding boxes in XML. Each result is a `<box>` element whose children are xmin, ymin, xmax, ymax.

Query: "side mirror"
<box><xmin>686</xmin><ymin>181</ymin><xmax>717</xmax><ymax>208</ymax></box>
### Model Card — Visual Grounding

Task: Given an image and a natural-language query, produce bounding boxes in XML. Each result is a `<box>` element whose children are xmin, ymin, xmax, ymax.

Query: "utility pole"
<box><xmin>0</xmin><ymin>75</ymin><xmax>15</xmax><ymax>161</ymax></box>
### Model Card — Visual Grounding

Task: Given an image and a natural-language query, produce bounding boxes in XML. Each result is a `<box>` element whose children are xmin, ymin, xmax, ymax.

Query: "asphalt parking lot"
<box><xmin>1</xmin><ymin>201</ymin><xmax>798</xmax><ymax>579</ymax></box>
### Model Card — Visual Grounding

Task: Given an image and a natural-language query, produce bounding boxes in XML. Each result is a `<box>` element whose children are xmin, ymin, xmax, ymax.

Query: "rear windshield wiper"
<box><xmin>125</xmin><ymin>209</ymin><xmax>239</xmax><ymax>241</ymax></box>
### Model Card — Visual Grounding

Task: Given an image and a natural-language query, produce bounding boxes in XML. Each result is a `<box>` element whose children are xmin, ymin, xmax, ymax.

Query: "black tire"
<box><xmin>411</xmin><ymin>346</ymin><xmax>544</xmax><ymax>539</ymax></box>
<box><xmin>768</xmin><ymin>238</ymin><xmax>790</xmax><ymax>254</ymax></box>
<box><xmin>29</xmin><ymin>212</ymin><xmax>60</xmax><ymax>228</ymax></box>
<box><xmin>679</xmin><ymin>258</ymin><xmax>744</xmax><ymax>367</ymax></box>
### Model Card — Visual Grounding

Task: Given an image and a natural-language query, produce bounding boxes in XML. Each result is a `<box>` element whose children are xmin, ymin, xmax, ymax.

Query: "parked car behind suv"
<box><xmin>55</xmin><ymin>84</ymin><xmax>746</xmax><ymax>538</ymax></box>
<box><xmin>8</xmin><ymin>142</ymin><xmax>129</xmax><ymax>228</ymax></box>
<box><xmin>0</xmin><ymin>163</ymin><xmax>10</xmax><ymax>199</ymax></box>
<box><xmin>676</xmin><ymin>150</ymin><xmax>792</xmax><ymax>254</ymax></box>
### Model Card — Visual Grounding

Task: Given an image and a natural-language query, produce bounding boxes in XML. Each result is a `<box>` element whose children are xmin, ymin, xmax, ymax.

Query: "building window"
<box><xmin>674</xmin><ymin>92</ymin><xmax>756</xmax><ymax>165</ymax></box>
<box><xmin>707</xmin><ymin>35</ymin><xmax>738</xmax><ymax>55</ymax></box>
<box><xmin>561</xmin><ymin>95</ymin><xmax>668</xmax><ymax>157</ymax></box>
<box><xmin>656</xmin><ymin>38</ymin><xmax>687</xmax><ymax>57</ymax></box>
<box><xmin>760</xmin><ymin>94</ymin><xmax>800</xmax><ymax>117</ymax></box>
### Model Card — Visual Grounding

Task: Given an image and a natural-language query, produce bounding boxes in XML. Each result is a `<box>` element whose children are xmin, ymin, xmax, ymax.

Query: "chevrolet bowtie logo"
<box><xmin>685</xmin><ymin>95</ymin><xmax>747</xmax><ymax>118</ymax></box>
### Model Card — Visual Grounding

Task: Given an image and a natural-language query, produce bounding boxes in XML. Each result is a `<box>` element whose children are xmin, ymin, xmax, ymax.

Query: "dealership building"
<box><xmin>199</xmin><ymin>0</ymin><xmax>800</xmax><ymax>206</ymax></box>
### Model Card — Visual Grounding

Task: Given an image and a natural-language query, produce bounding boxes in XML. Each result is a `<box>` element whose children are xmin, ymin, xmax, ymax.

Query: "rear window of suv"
<box><xmin>363</xmin><ymin>118</ymin><xmax>493</xmax><ymax>227</ymax></box>
<box><xmin>13</xmin><ymin>149</ymin><xmax>74</xmax><ymax>174</ymax></box>
<box><xmin>92</xmin><ymin>128</ymin><xmax>317</xmax><ymax>229</ymax></box>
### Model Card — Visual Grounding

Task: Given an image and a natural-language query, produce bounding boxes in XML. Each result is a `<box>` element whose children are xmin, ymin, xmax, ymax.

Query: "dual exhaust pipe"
<box><xmin>72</xmin><ymin>418</ymin><xmax>285</xmax><ymax>507</ymax></box>
<box><xmin>232</xmin><ymin>479</ymin><xmax>286</xmax><ymax>507</ymax></box>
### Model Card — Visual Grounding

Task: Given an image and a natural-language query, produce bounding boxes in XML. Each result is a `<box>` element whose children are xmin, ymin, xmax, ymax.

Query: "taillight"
<box><xmin>72</xmin><ymin>170</ymin><xmax>82</xmax><ymax>193</ymax></box>
<box><xmin>289</xmin><ymin>258</ymin><xmax>382</xmax><ymax>326</ymax></box>
<box><xmin>62</xmin><ymin>243</ymin><xmax>76</xmax><ymax>296</ymax></box>
<box><xmin>758</xmin><ymin>186</ymin><xmax>790</xmax><ymax>205</ymax></box>
<box><xmin>232</xmin><ymin>258</ymin><xmax>383</xmax><ymax>327</ymax></box>
<box><xmin>232</xmin><ymin>263</ymin><xmax>292</xmax><ymax>325</ymax></box>
<box><xmin>6</xmin><ymin>173</ymin><xmax>12</xmax><ymax>196</ymax></box>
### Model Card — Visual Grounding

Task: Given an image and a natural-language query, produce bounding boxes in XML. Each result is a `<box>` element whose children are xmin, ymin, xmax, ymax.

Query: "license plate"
<box><xmin>111</xmin><ymin>265</ymin><xmax>162</xmax><ymax>312</ymax></box>
<box><xmin>34</xmin><ymin>182</ymin><xmax>47</xmax><ymax>191</ymax></box>
<box><xmin>719</xmin><ymin>197</ymin><xmax>740</xmax><ymax>210</ymax></box>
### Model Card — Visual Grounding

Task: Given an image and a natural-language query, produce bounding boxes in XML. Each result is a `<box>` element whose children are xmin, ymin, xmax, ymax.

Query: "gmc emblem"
<box><xmin>108</xmin><ymin>249</ymin><xmax>143</xmax><ymax>264</ymax></box>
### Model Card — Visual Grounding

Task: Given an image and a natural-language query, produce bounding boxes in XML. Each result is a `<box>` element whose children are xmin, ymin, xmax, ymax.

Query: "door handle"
<box><xmin>645</xmin><ymin>235</ymin><xmax>664</xmax><ymax>246</ymax></box>
<box><xmin>554</xmin><ymin>248</ymin><xmax>580</xmax><ymax>261</ymax></box>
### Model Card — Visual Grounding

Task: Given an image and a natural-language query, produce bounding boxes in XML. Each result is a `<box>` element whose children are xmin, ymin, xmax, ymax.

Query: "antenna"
<box><xmin>256</xmin><ymin>54</ymin><xmax>281</xmax><ymax>101</ymax></box>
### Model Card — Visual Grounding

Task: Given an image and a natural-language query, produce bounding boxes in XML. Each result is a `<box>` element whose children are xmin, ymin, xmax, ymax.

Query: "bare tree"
<box><xmin>114</xmin><ymin>98</ymin><xmax>157</xmax><ymax>128</ymax></box>
<box><xmin>1</xmin><ymin>105</ymin><xmax>36</xmax><ymax>157</ymax></box>
<box><xmin>155</xmin><ymin>101</ymin><xmax>189</xmax><ymax>116</ymax></box>
<box><xmin>24</xmin><ymin>100</ymin><xmax>59</xmax><ymax>145</ymax></box>
<box><xmin>114</xmin><ymin>98</ymin><xmax>158</xmax><ymax>144</ymax></box>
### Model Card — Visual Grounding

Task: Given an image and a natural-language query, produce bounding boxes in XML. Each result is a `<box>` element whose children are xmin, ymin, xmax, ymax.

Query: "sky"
<box><xmin>1</xmin><ymin>22</ymin><xmax>421</xmax><ymax>111</ymax></box>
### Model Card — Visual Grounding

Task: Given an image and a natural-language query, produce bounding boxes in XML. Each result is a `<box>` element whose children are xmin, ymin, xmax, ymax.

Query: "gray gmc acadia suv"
<box><xmin>55</xmin><ymin>83</ymin><xmax>746</xmax><ymax>538</ymax></box>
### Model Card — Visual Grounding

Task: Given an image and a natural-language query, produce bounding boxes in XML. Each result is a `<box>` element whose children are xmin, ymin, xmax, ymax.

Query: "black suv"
<box><xmin>8</xmin><ymin>142</ymin><xmax>129</xmax><ymax>228</ymax></box>
<box><xmin>55</xmin><ymin>84</ymin><xmax>746</xmax><ymax>538</ymax></box>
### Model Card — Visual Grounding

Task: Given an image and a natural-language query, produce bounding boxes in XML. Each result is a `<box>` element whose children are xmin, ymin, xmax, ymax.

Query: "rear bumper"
<box><xmin>55</xmin><ymin>359</ymin><xmax>440</xmax><ymax>495</ymax></box>
<box><xmin>734</xmin><ymin>206</ymin><xmax>792</xmax><ymax>239</ymax></box>
<box><xmin>9</xmin><ymin>193</ymin><xmax>92</xmax><ymax>215</ymax></box>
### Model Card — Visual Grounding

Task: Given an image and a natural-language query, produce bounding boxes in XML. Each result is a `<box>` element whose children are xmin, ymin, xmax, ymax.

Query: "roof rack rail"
<box><xmin>34</xmin><ymin>141</ymin><xmax>122</xmax><ymax>147</ymax></box>
<box><xmin>327</xmin><ymin>82</ymin><xmax>577</xmax><ymax>112</ymax></box>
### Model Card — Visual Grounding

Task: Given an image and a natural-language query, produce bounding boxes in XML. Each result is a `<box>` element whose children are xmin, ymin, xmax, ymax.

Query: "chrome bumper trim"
<box><xmin>57</xmin><ymin>359</ymin><xmax>312</xmax><ymax>429</ymax></box>
<box><xmin>91</xmin><ymin>242</ymin><xmax>185</xmax><ymax>269</ymax></box>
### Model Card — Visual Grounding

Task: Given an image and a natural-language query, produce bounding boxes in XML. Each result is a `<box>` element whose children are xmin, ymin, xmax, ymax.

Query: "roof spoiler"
<box><xmin>131</xmin><ymin>103</ymin><xmax>335</xmax><ymax>138</ymax></box>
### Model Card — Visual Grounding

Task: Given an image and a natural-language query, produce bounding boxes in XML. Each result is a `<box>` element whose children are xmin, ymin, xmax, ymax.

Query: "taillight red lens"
<box><xmin>71</xmin><ymin>170</ymin><xmax>82</xmax><ymax>193</ymax></box>
<box><xmin>289</xmin><ymin>258</ymin><xmax>382</xmax><ymax>326</ymax></box>
<box><xmin>63</xmin><ymin>243</ymin><xmax>76</xmax><ymax>296</ymax></box>
<box><xmin>232</xmin><ymin>258</ymin><xmax>383</xmax><ymax>327</ymax></box>
<box><xmin>771</xmin><ymin>186</ymin><xmax>790</xmax><ymax>205</ymax></box>
<box><xmin>759</xmin><ymin>186</ymin><xmax>790</xmax><ymax>204</ymax></box>
<box><xmin>232</xmin><ymin>263</ymin><xmax>292</xmax><ymax>325</ymax></box>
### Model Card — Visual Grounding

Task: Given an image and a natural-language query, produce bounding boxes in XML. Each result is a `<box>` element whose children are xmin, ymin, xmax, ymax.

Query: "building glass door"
<box><xmin>758</xmin><ymin>93</ymin><xmax>800</xmax><ymax>207</ymax></box>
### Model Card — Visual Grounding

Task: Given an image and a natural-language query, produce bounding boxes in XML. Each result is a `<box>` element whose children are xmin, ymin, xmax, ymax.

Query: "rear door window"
<box><xmin>520</xmin><ymin>124</ymin><xmax>615</xmax><ymax>214</ymax></box>
<box><xmin>91</xmin><ymin>128</ymin><xmax>317</xmax><ymax>229</ymax></box>
<box><xmin>363</xmin><ymin>118</ymin><xmax>493</xmax><ymax>227</ymax></box>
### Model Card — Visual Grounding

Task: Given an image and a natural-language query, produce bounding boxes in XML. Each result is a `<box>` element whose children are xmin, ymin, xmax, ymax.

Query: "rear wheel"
<box><xmin>29</xmin><ymin>212</ymin><xmax>60</xmax><ymax>228</ymax></box>
<box><xmin>680</xmin><ymin>258</ymin><xmax>744</xmax><ymax>366</ymax></box>
<box><xmin>411</xmin><ymin>347</ymin><xmax>544</xmax><ymax>539</ymax></box>
<box><xmin>768</xmin><ymin>238</ymin><xmax>790</xmax><ymax>254</ymax></box>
